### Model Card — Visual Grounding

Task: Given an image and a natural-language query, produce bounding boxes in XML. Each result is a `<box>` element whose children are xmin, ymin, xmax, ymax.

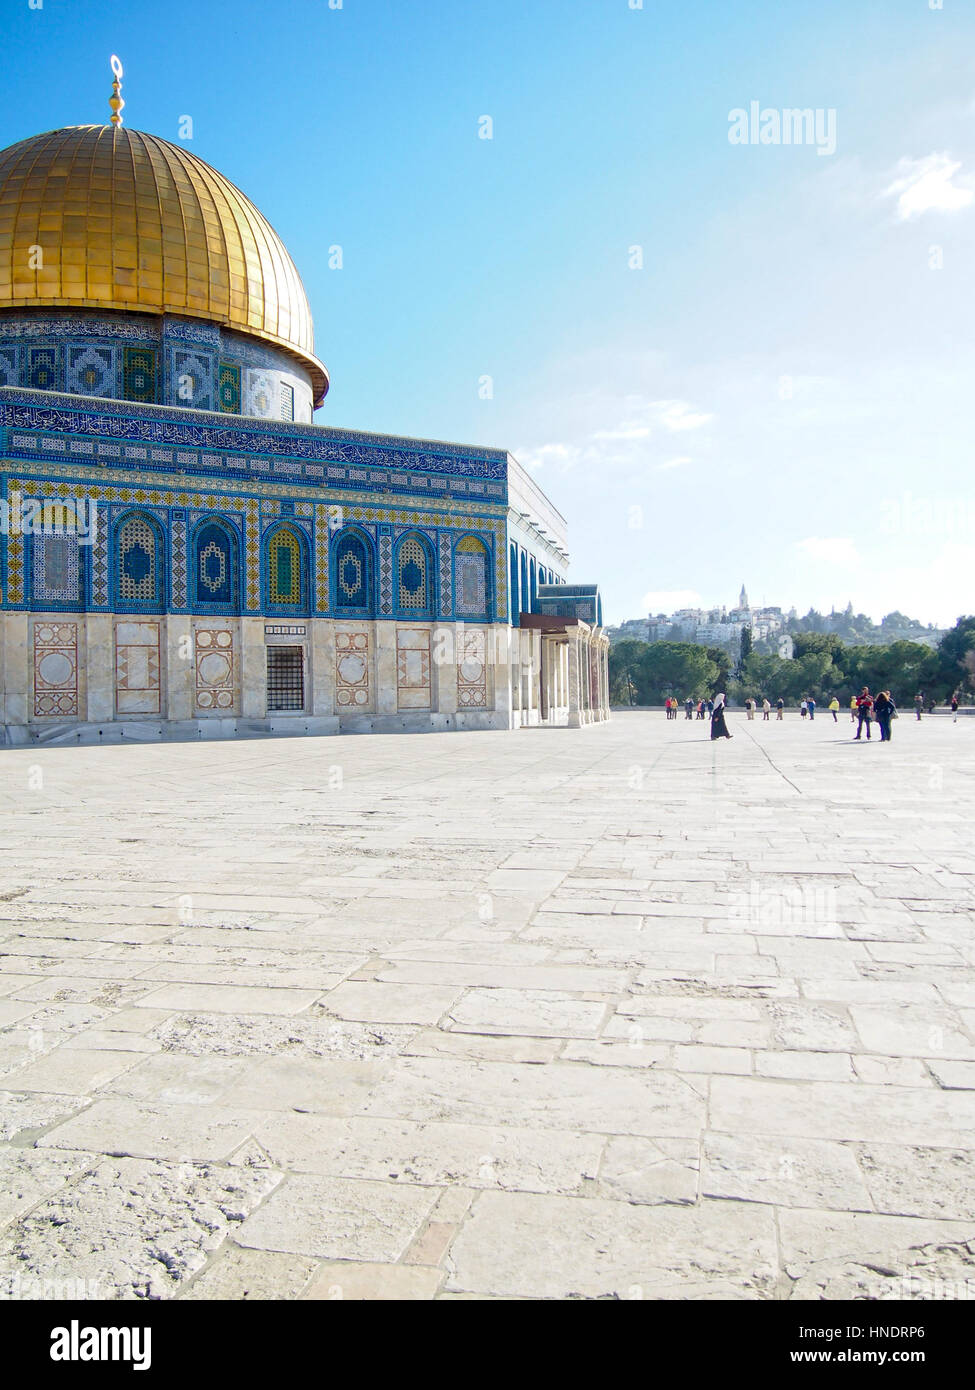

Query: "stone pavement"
<box><xmin>0</xmin><ymin>710</ymin><xmax>973</xmax><ymax>1301</ymax></box>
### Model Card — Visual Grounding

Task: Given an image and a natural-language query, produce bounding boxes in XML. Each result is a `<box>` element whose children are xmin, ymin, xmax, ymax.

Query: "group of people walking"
<box><xmin>664</xmin><ymin>697</ymin><xmax>715</xmax><ymax>720</ymax></box>
<box><xmin>662</xmin><ymin>687</ymin><xmax>924</xmax><ymax>742</ymax></box>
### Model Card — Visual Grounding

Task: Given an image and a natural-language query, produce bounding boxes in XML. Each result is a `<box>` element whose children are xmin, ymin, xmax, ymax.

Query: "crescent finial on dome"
<box><xmin>109</xmin><ymin>54</ymin><xmax>125</xmax><ymax>127</ymax></box>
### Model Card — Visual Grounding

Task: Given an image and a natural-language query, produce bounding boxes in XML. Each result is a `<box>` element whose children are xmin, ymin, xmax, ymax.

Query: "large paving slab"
<box><xmin>0</xmin><ymin>712</ymin><xmax>973</xmax><ymax>1299</ymax></box>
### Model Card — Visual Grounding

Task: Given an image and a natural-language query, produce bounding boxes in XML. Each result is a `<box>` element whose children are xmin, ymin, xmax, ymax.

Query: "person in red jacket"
<box><xmin>854</xmin><ymin>687</ymin><xmax>874</xmax><ymax>740</ymax></box>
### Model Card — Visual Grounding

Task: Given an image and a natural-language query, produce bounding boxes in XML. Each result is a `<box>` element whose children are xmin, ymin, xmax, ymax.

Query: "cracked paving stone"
<box><xmin>0</xmin><ymin>1156</ymin><xmax>281</xmax><ymax>1299</ymax></box>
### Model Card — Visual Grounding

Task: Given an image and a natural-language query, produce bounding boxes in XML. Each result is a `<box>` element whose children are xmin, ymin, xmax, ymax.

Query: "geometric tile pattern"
<box><xmin>4</xmin><ymin>472</ymin><xmax>508</xmax><ymax>621</ymax></box>
<box><xmin>194</xmin><ymin>628</ymin><xmax>235</xmax><ymax>713</ymax></box>
<box><xmin>439</xmin><ymin>533</ymin><xmax>452</xmax><ymax>617</ymax></box>
<box><xmin>268</xmin><ymin>526</ymin><xmax>302</xmax><ymax>606</ymax></box>
<box><xmin>122</xmin><ymin>347</ymin><xmax>156</xmax><ymax>403</ymax></box>
<box><xmin>378</xmin><ymin>531</ymin><xmax>393</xmax><ymax>615</ymax></box>
<box><xmin>67</xmin><ymin>345</ymin><xmax>114</xmax><ymax>398</ymax></box>
<box><xmin>117</xmin><ymin>515</ymin><xmax>160</xmax><ymax>606</ymax></box>
<box><xmin>396</xmin><ymin>628</ymin><xmax>431</xmax><ymax>711</ymax></box>
<box><xmin>457</xmin><ymin>627</ymin><xmax>487</xmax><ymax>708</ymax></box>
<box><xmin>244</xmin><ymin>368</ymin><xmax>275</xmax><ymax>419</ymax></box>
<box><xmin>245</xmin><ymin>500</ymin><xmax>260</xmax><ymax>610</ymax></box>
<box><xmin>33</xmin><ymin>620</ymin><xmax>78</xmax><ymax>717</ymax></box>
<box><xmin>27</xmin><ymin>347</ymin><xmax>57</xmax><ymax>391</ymax></box>
<box><xmin>314</xmin><ymin>504</ymin><xmax>330</xmax><ymax>612</ymax></box>
<box><xmin>397</xmin><ymin>536</ymin><xmax>430</xmax><ymax>613</ymax></box>
<box><xmin>455</xmin><ymin>536</ymin><xmax>488</xmax><ymax>618</ymax></box>
<box><xmin>335</xmin><ymin>531</ymin><xmax>369</xmax><ymax>609</ymax></box>
<box><xmin>91</xmin><ymin>504</ymin><xmax>109</xmax><ymax>607</ymax></box>
<box><xmin>170</xmin><ymin>511</ymin><xmax>187</xmax><ymax>608</ymax></box>
<box><xmin>335</xmin><ymin>631</ymin><xmax>370</xmax><ymax>710</ymax></box>
<box><xmin>173</xmin><ymin>350</ymin><xmax>212</xmax><ymax>411</ymax></box>
<box><xmin>115</xmin><ymin>620</ymin><xmax>161</xmax><ymax>715</ymax></box>
<box><xmin>6</xmin><ymin>530</ymin><xmax>24</xmax><ymax>603</ymax></box>
<box><xmin>217</xmin><ymin>362</ymin><xmax>241</xmax><ymax>413</ymax></box>
<box><xmin>194</xmin><ymin>522</ymin><xmax>236</xmax><ymax>607</ymax></box>
<box><xmin>31</xmin><ymin>531</ymin><xmax>82</xmax><ymax>606</ymax></box>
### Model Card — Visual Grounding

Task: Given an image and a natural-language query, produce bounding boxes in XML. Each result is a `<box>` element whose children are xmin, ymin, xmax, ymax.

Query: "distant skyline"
<box><xmin>634</xmin><ymin>586</ymin><xmax>944</xmax><ymax>627</ymax></box>
<box><xmin>623</xmin><ymin>586</ymin><xmax>945</xmax><ymax>631</ymax></box>
<box><xmin>1</xmin><ymin>1</ymin><xmax>973</xmax><ymax>629</ymax></box>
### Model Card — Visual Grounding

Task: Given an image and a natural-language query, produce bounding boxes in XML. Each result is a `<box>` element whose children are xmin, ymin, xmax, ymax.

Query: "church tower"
<box><xmin>739</xmin><ymin>583</ymin><xmax>749</xmax><ymax>611</ymax></box>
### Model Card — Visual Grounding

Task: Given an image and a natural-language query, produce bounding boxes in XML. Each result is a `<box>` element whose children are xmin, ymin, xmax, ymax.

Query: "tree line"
<box><xmin>609</xmin><ymin>616</ymin><xmax>975</xmax><ymax>707</ymax></box>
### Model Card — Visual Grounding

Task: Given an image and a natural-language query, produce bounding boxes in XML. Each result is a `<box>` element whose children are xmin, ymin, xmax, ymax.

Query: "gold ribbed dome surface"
<box><xmin>0</xmin><ymin>125</ymin><xmax>327</xmax><ymax>403</ymax></box>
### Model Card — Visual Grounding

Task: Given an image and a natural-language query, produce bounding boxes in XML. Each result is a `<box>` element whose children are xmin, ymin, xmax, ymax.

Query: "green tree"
<box><xmin>641</xmin><ymin>643</ymin><xmax>720</xmax><ymax>703</ymax></box>
<box><xmin>792</xmin><ymin>632</ymin><xmax>845</xmax><ymax>661</ymax></box>
<box><xmin>704</xmin><ymin>645</ymin><xmax>731</xmax><ymax>695</ymax></box>
<box><xmin>608</xmin><ymin>639</ymin><xmax>647</xmax><ymax>705</ymax></box>
<box><xmin>935</xmin><ymin>616</ymin><xmax>975</xmax><ymax>700</ymax></box>
<box><xmin>736</xmin><ymin>625</ymin><xmax>753</xmax><ymax>677</ymax></box>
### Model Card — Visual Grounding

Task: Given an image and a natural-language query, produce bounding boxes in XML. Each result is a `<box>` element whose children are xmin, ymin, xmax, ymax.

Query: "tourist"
<box><xmin>952</xmin><ymin>693</ymin><xmax>959</xmax><ymax>722</ymax></box>
<box><xmin>685</xmin><ymin>697</ymin><xmax>694</xmax><ymax>720</ymax></box>
<box><xmin>800</xmin><ymin>700</ymin><xmax>808</xmax><ymax>719</ymax></box>
<box><xmin>828</xmin><ymin>695</ymin><xmax>840</xmax><ymax>722</ymax></box>
<box><xmin>914</xmin><ymin>692</ymin><xmax>924</xmax><ymax>721</ymax></box>
<box><xmin>745</xmin><ymin>697</ymin><xmax>755</xmax><ymax>720</ymax></box>
<box><xmin>807</xmin><ymin>696</ymin><xmax>816</xmax><ymax>720</ymax></box>
<box><xmin>776</xmin><ymin>698</ymin><xmax>784</xmax><ymax>720</ymax></box>
<box><xmin>762</xmin><ymin>698</ymin><xmax>771</xmax><ymax>720</ymax></box>
<box><xmin>710</xmin><ymin>692</ymin><xmax>732</xmax><ymax>740</ymax></box>
<box><xmin>874</xmin><ymin>689</ymin><xmax>896</xmax><ymax>741</ymax></box>
<box><xmin>697</xmin><ymin>700</ymin><xmax>706</xmax><ymax>720</ymax></box>
<box><xmin>854</xmin><ymin>687</ymin><xmax>874</xmax><ymax>740</ymax></box>
<box><xmin>707</xmin><ymin>698</ymin><xmax>714</xmax><ymax>716</ymax></box>
<box><xmin>850</xmin><ymin>695</ymin><xmax>858</xmax><ymax>722</ymax></box>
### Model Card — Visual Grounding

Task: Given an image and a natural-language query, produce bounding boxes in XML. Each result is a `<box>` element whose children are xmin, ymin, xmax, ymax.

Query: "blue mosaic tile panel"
<box><xmin>173</xmin><ymin>350</ymin><xmax>213</xmax><ymax>411</ymax></box>
<box><xmin>67</xmin><ymin>345</ymin><xmax>115</xmax><ymax>398</ymax></box>
<box><xmin>92</xmin><ymin>505</ymin><xmax>109</xmax><ymax>607</ymax></box>
<box><xmin>194</xmin><ymin>521</ymin><xmax>235</xmax><ymax>607</ymax></box>
<box><xmin>32</xmin><ymin>533</ymin><xmax>81</xmax><ymax>605</ymax></box>
<box><xmin>378</xmin><ymin>531</ymin><xmax>393</xmax><ymax>614</ymax></box>
<box><xmin>27</xmin><ymin>348</ymin><xmax>58</xmax><ymax>392</ymax></box>
<box><xmin>171</xmin><ymin>511</ymin><xmax>187</xmax><ymax>608</ymax></box>
<box><xmin>439</xmin><ymin>533</ymin><xmax>452</xmax><ymax>617</ymax></box>
<box><xmin>456</xmin><ymin>549</ymin><xmax>488</xmax><ymax>618</ymax></box>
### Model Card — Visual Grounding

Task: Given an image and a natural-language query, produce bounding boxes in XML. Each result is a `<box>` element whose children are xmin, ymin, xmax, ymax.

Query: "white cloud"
<box><xmin>653</xmin><ymin>399</ymin><xmax>713</xmax><ymax>432</ymax></box>
<box><xmin>642</xmin><ymin>589</ymin><xmax>702</xmax><ymax>613</ymax></box>
<box><xmin>884</xmin><ymin>153</ymin><xmax>975</xmax><ymax>221</ymax></box>
<box><xmin>795</xmin><ymin>537</ymin><xmax>862</xmax><ymax>569</ymax></box>
<box><xmin>516</xmin><ymin>442</ymin><xmax>578</xmax><ymax>471</ymax></box>
<box><xmin>513</xmin><ymin>396</ymin><xmax>712</xmax><ymax>477</ymax></box>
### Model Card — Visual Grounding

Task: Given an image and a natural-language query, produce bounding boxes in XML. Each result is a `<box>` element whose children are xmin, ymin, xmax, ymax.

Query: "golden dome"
<box><xmin>0</xmin><ymin>125</ymin><xmax>328</xmax><ymax>404</ymax></box>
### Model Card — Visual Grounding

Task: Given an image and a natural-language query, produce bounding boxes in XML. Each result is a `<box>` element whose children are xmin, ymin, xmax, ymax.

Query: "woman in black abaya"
<box><xmin>710</xmin><ymin>692</ymin><xmax>732</xmax><ymax>740</ymax></box>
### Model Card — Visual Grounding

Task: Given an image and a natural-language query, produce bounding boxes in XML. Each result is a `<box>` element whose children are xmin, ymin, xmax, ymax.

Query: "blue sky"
<box><xmin>3</xmin><ymin>0</ymin><xmax>973</xmax><ymax>626</ymax></box>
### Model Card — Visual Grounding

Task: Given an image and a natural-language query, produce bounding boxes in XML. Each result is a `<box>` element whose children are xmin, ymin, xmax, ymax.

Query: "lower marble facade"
<box><xmin>0</xmin><ymin>614</ymin><xmax>610</xmax><ymax>743</ymax></box>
